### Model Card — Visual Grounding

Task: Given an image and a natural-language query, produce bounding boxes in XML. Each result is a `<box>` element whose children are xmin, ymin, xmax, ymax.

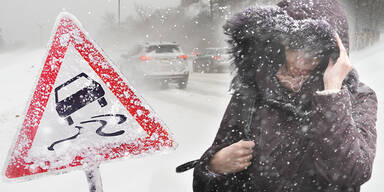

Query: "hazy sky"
<box><xmin>0</xmin><ymin>0</ymin><xmax>180</xmax><ymax>46</ymax></box>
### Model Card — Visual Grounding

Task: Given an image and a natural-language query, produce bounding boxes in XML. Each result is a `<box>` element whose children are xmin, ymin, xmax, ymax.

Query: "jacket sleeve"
<box><xmin>311</xmin><ymin>84</ymin><xmax>377</xmax><ymax>186</ymax></box>
<box><xmin>193</xmin><ymin>92</ymin><xmax>252</xmax><ymax>192</ymax></box>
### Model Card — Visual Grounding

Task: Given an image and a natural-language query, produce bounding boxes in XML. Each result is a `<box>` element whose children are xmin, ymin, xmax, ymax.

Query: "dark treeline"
<box><xmin>342</xmin><ymin>0</ymin><xmax>384</xmax><ymax>49</ymax></box>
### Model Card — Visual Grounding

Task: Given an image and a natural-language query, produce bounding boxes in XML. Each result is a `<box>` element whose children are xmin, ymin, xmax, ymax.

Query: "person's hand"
<box><xmin>210</xmin><ymin>140</ymin><xmax>255</xmax><ymax>174</ymax></box>
<box><xmin>323</xmin><ymin>33</ymin><xmax>353</xmax><ymax>90</ymax></box>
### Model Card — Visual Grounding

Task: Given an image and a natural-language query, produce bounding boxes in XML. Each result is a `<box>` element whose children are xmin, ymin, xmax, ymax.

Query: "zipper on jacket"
<box><xmin>244</xmin><ymin>95</ymin><xmax>258</xmax><ymax>140</ymax></box>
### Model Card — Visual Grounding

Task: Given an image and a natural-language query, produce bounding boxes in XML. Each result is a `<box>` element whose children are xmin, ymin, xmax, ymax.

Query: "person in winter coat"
<box><xmin>192</xmin><ymin>0</ymin><xmax>378</xmax><ymax>191</ymax></box>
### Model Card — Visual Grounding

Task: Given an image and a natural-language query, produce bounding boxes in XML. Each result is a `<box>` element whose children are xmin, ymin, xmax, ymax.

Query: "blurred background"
<box><xmin>0</xmin><ymin>0</ymin><xmax>384</xmax><ymax>53</ymax></box>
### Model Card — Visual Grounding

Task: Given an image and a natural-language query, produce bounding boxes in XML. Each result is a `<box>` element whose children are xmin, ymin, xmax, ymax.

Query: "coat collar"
<box><xmin>254</xmin><ymin>59</ymin><xmax>325</xmax><ymax>117</ymax></box>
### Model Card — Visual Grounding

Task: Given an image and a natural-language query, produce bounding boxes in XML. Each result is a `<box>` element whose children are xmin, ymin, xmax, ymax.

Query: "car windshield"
<box><xmin>146</xmin><ymin>45</ymin><xmax>180</xmax><ymax>54</ymax></box>
<box><xmin>219</xmin><ymin>48</ymin><xmax>230</xmax><ymax>55</ymax></box>
<box><xmin>57</xmin><ymin>76</ymin><xmax>93</xmax><ymax>102</ymax></box>
<box><xmin>201</xmin><ymin>48</ymin><xmax>228</xmax><ymax>56</ymax></box>
<box><xmin>200</xmin><ymin>49</ymin><xmax>217</xmax><ymax>55</ymax></box>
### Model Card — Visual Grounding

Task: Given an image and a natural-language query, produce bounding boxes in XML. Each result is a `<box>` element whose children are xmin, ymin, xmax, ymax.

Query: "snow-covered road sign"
<box><xmin>3</xmin><ymin>12</ymin><xmax>175</xmax><ymax>180</ymax></box>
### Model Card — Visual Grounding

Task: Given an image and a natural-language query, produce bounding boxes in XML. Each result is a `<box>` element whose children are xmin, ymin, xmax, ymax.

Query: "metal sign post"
<box><xmin>85</xmin><ymin>165</ymin><xmax>103</xmax><ymax>192</ymax></box>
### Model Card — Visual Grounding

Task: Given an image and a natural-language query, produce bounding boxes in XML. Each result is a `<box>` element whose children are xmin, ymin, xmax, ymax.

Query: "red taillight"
<box><xmin>140</xmin><ymin>56</ymin><xmax>151</xmax><ymax>61</ymax></box>
<box><xmin>213</xmin><ymin>56</ymin><xmax>221</xmax><ymax>60</ymax></box>
<box><xmin>178</xmin><ymin>55</ymin><xmax>187</xmax><ymax>60</ymax></box>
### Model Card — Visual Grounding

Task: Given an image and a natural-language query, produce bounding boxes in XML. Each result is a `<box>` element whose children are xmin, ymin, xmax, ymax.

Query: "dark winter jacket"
<box><xmin>193</xmin><ymin>0</ymin><xmax>378</xmax><ymax>192</ymax></box>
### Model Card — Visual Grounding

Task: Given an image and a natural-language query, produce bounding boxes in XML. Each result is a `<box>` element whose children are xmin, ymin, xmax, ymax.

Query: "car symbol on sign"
<box><xmin>54</xmin><ymin>72</ymin><xmax>108</xmax><ymax>125</ymax></box>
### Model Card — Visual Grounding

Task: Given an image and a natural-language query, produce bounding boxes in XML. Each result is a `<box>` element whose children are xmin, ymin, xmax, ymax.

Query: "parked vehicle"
<box><xmin>192</xmin><ymin>48</ymin><xmax>231</xmax><ymax>73</ymax></box>
<box><xmin>121</xmin><ymin>42</ymin><xmax>189</xmax><ymax>89</ymax></box>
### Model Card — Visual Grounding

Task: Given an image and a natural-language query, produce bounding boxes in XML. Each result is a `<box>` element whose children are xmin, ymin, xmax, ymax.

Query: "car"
<box><xmin>120</xmin><ymin>42</ymin><xmax>189</xmax><ymax>89</ymax></box>
<box><xmin>192</xmin><ymin>47</ymin><xmax>231</xmax><ymax>73</ymax></box>
<box><xmin>55</xmin><ymin>72</ymin><xmax>108</xmax><ymax>126</ymax></box>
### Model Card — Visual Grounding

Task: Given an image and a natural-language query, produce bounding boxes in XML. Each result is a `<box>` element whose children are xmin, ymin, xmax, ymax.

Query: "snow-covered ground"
<box><xmin>0</xmin><ymin>37</ymin><xmax>383</xmax><ymax>191</ymax></box>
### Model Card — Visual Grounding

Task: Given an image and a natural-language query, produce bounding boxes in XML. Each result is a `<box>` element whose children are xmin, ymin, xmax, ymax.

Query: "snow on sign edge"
<box><xmin>2</xmin><ymin>12</ymin><xmax>177</xmax><ymax>182</ymax></box>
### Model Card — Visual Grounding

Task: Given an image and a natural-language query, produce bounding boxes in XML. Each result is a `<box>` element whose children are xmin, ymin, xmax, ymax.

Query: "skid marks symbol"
<box><xmin>47</xmin><ymin>114</ymin><xmax>127</xmax><ymax>151</ymax></box>
<box><xmin>47</xmin><ymin>125</ymin><xmax>83</xmax><ymax>151</ymax></box>
<box><xmin>88</xmin><ymin>114</ymin><xmax>127</xmax><ymax>136</ymax></box>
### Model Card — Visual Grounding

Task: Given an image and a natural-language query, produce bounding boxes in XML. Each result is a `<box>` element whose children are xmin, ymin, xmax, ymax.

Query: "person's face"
<box><xmin>284</xmin><ymin>47</ymin><xmax>320</xmax><ymax>77</ymax></box>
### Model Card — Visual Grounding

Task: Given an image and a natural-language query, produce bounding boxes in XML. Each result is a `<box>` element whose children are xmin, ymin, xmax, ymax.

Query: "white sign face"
<box><xmin>4</xmin><ymin>12</ymin><xmax>176</xmax><ymax>181</ymax></box>
<box><xmin>27</xmin><ymin>45</ymin><xmax>148</xmax><ymax>169</ymax></box>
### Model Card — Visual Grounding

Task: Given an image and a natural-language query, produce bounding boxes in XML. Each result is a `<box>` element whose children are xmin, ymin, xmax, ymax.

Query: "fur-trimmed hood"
<box><xmin>223</xmin><ymin>0</ymin><xmax>359</xmax><ymax>116</ymax></box>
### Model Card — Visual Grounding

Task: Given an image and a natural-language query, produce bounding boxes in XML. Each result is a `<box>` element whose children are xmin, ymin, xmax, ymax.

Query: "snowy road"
<box><xmin>0</xmin><ymin>42</ymin><xmax>383</xmax><ymax>191</ymax></box>
<box><xmin>0</xmin><ymin>48</ymin><xmax>232</xmax><ymax>192</ymax></box>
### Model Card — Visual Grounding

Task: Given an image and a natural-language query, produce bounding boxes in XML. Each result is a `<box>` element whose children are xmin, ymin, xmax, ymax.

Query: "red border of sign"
<box><xmin>4</xmin><ymin>13</ymin><xmax>174</xmax><ymax>179</ymax></box>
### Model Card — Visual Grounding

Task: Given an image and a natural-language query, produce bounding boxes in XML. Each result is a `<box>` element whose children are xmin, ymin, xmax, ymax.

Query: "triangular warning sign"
<box><xmin>3</xmin><ymin>12</ymin><xmax>175</xmax><ymax>180</ymax></box>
